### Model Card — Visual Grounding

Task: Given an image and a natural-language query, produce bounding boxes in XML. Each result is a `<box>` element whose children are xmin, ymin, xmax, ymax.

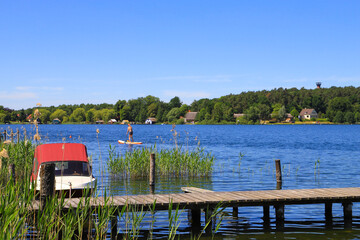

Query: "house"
<box><xmin>184</xmin><ymin>112</ymin><xmax>198</xmax><ymax>123</ymax></box>
<box><xmin>145</xmin><ymin>117</ymin><xmax>157</xmax><ymax>124</ymax></box>
<box><xmin>299</xmin><ymin>109</ymin><xmax>318</xmax><ymax>120</ymax></box>
<box><xmin>52</xmin><ymin>118</ymin><xmax>61</xmax><ymax>124</ymax></box>
<box><xmin>234</xmin><ymin>113</ymin><xmax>245</xmax><ymax>118</ymax></box>
<box><xmin>285</xmin><ymin>113</ymin><xmax>294</xmax><ymax>123</ymax></box>
<box><xmin>108</xmin><ymin>119</ymin><xmax>117</xmax><ymax>124</ymax></box>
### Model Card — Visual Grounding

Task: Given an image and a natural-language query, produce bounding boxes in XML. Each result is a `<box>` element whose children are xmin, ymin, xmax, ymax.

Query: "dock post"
<box><xmin>16</xmin><ymin>129</ymin><xmax>20</xmax><ymax>143</ymax></box>
<box><xmin>263</xmin><ymin>205</ymin><xmax>270</xmax><ymax>230</ymax></box>
<box><xmin>275</xmin><ymin>204</ymin><xmax>284</xmax><ymax>230</ymax></box>
<box><xmin>3</xmin><ymin>130</ymin><xmax>6</xmax><ymax>141</ymax></box>
<box><xmin>190</xmin><ymin>208</ymin><xmax>201</xmax><ymax>233</ymax></box>
<box><xmin>232</xmin><ymin>207</ymin><xmax>238</xmax><ymax>218</ymax></box>
<box><xmin>275</xmin><ymin>159</ymin><xmax>282</xmax><ymax>190</ymax></box>
<box><xmin>149</xmin><ymin>153</ymin><xmax>155</xmax><ymax>194</ymax></box>
<box><xmin>40</xmin><ymin>163</ymin><xmax>55</xmax><ymax>210</ymax></box>
<box><xmin>205</xmin><ymin>206</ymin><xmax>214</xmax><ymax>234</ymax></box>
<box><xmin>111</xmin><ymin>216</ymin><xmax>118</xmax><ymax>239</ymax></box>
<box><xmin>325</xmin><ymin>202</ymin><xmax>333</xmax><ymax>228</ymax></box>
<box><xmin>343</xmin><ymin>202</ymin><xmax>353</xmax><ymax>228</ymax></box>
<box><xmin>10</xmin><ymin>129</ymin><xmax>14</xmax><ymax>143</ymax></box>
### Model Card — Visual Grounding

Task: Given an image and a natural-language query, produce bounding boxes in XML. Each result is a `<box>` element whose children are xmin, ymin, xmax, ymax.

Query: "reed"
<box><xmin>0</xmin><ymin>140</ymin><xmax>220</xmax><ymax>239</ymax></box>
<box><xmin>108</xmin><ymin>145</ymin><xmax>215</xmax><ymax>178</ymax></box>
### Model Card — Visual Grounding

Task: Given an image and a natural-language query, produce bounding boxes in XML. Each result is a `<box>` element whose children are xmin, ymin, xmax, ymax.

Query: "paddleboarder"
<box><xmin>126</xmin><ymin>124</ymin><xmax>134</xmax><ymax>142</ymax></box>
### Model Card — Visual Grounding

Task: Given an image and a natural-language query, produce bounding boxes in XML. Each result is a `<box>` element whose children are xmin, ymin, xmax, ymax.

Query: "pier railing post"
<box><xmin>40</xmin><ymin>163</ymin><xmax>55</xmax><ymax>210</ymax></box>
<box><xmin>149</xmin><ymin>153</ymin><xmax>156</xmax><ymax>194</ymax></box>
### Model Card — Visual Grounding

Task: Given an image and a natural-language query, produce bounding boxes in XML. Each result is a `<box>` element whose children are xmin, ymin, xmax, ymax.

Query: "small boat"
<box><xmin>30</xmin><ymin>143</ymin><xmax>96</xmax><ymax>197</ymax></box>
<box><xmin>118</xmin><ymin>140</ymin><xmax>142</xmax><ymax>145</ymax></box>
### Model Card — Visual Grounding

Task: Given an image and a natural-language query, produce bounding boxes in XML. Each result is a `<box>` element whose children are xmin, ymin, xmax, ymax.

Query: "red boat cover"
<box><xmin>34</xmin><ymin>143</ymin><xmax>89</xmax><ymax>164</ymax></box>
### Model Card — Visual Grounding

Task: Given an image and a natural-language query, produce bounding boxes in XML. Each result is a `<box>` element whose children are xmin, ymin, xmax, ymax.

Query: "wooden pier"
<box><xmin>33</xmin><ymin>186</ymin><xmax>360</xmax><ymax>232</ymax></box>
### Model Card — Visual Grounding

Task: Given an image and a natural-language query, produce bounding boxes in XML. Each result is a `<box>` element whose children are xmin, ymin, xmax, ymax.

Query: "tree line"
<box><xmin>1</xmin><ymin>86</ymin><xmax>360</xmax><ymax>124</ymax></box>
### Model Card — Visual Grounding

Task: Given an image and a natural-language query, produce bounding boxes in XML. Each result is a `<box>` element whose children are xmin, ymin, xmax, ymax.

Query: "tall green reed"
<box><xmin>108</xmin><ymin>144</ymin><xmax>215</xmax><ymax>178</ymax></box>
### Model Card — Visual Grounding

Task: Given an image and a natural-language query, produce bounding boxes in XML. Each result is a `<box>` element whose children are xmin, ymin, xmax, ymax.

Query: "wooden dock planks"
<box><xmin>30</xmin><ymin>187</ymin><xmax>360</xmax><ymax>211</ymax></box>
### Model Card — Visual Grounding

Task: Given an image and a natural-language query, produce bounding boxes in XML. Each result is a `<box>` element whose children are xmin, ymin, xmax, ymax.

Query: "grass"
<box><xmin>107</xmin><ymin>144</ymin><xmax>215</xmax><ymax>178</ymax></box>
<box><xmin>0</xmin><ymin>138</ymin><xmax>221</xmax><ymax>239</ymax></box>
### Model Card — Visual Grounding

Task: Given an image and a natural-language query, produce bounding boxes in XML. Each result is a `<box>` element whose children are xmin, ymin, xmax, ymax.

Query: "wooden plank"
<box><xmin>181</xmin><ymin>187</ymin><xmax>213</xmax><ymax>193</ymax></box>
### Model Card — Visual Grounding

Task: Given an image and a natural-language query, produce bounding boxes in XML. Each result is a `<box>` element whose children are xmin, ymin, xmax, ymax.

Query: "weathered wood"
<box><xmin>275</xmin><ymin>204</ymin><xmax>284</xmax><ymax>230</ymax></box>
<box><xmin>3</xmin><ymin>130</ymin><xmax>6</xmax><ymax>141</ymax></box>
<box><xmin>10</xmin><ymin>129</ymin><xmax>14</xmax><ymax>143</ymax></box>
<box><xmin>40</xmin><ymin>163</ymin><xmax>55</xmax><ymax>210</ymax></box>
<box><xmin>111</xmin><ymin>216</ymin><xmax>118</xmax><ymax>239</ymax></box>
<box><xmin>275</xmin><ymin>159</ymin><xmax>282</xmax><ymax>184</ymax></box>
<box><xmin>263</xmin><ymin>205</ymin><xmax>270</xmax><ymax>230</ymax></box>
<box><xmin>181</xmin><ymin>187</ymin><xmax>213</xmax><ymax>193</ymax></box>
<box><xmin>149</xmin><ymin>153</ymin><xmax>155</xmax><ymax>186</ymax></box>
<box><xmin>343</xmin><ymin>202</ymin><xmax>352</xmax><ymax>228</ymax></box>
<box><xmin>325</xmin><ymin>202</ymin><xmax>333</xmax><ymax>229</ymax></box>
<box><xmin>16</xmin><ymin>129</ymin><xmax>20</xmax><ymax>143</ymax></box>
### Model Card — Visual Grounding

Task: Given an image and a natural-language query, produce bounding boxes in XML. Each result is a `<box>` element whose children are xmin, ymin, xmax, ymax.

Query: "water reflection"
<box><xmin>108</xmin><ymin>175</ymin><xmax>213</xmax><ymax>196</ymax></box>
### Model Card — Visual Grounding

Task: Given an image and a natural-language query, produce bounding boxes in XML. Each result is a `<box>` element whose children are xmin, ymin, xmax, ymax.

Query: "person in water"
<box><xmin>126</xmin><ymin>124</ymin><xmax>134</xmax><ymax>142</ymax></box>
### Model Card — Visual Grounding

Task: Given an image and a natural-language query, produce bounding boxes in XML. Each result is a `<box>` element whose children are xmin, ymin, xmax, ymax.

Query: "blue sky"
<box><xmin>1</xmin><ymin>1</ymin><xmax>359</xmax><ymax>110</ymax></box>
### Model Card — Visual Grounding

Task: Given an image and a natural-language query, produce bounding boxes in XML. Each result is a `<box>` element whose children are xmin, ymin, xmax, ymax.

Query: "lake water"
<box><xmin>2</xmin><ymin>124</ymin><xmax>360</xmax><ymax>239</ymax></box>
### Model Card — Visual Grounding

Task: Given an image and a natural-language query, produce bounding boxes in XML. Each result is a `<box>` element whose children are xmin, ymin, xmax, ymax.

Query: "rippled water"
<box><xmin>2</xmin><ymin>124</ymin><xmax>360</xmax><ymax>239</ymax></box>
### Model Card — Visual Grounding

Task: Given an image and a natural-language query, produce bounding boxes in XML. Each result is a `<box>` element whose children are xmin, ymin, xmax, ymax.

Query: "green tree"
<box><xmin>86</xmin><ymin>109</ymin><xmax>96</xmax><ymax>122</ymax></box>
<box><xmin>355</xmin><ymin>112</ymin><xmax>360</xmax><ymax>123</ymax></box>
<box><xmin>290</xmin><ymin>108</ymin><xmax>299</xmax><ymax>120</ymax></box>
<box><xmin>278</xmin><ymin>106</ymin><xmax>287</xmax><ymax>122</ymax></box>
<box><xmin>245</xmin><ymin>106</ymin><xmax>259</xmax><ymax>123</ymax></box>
<box><xmin>169</xmin><ymin>96</ymin><xmax>182</xmax><ymax>109</ymax></box>
<box><xmin>50</xmin><ymin>109</ymin><xmax>67</xmax><ymax>122</ymax></box>
<box><xmin>38</xmin><ymin>109</ymin><xmax>51</xmax><ymax>124</ymax></box>
<box><xmin>69</xmin><ymin>108</ymin><xmax>86</xmax><ymax>122</ymax></box>
<box><xmin>257</xmin><ymin>104</ymin><xmax>271</xmax><ymax>121</ymax></box>
<box><xmin>166</xmin><ymin>108</ymin><xmax>182</xmax><ymax>122</ymax></box>
<box><xmin>344</xmin><ymin>112</ymin><xmax>355</xmax><ymax>124</ymax></box>
<box><xmin>333</xmin><ymin>111</ymin><xmax>344</xmax><ymax>123</ymax></box>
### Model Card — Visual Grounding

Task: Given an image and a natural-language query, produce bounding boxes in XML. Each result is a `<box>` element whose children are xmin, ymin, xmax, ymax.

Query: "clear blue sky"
<box><xmin>1</xmin><ymin>1</ymin><xmax>359</xmax><ymax>110</ymax></box>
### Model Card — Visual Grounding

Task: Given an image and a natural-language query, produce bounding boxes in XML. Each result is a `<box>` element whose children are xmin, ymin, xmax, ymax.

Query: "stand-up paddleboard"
<box><xmin>118</xmin><ymin>140</ymin><xmax>143</xmax><ymax>145</ymax></box>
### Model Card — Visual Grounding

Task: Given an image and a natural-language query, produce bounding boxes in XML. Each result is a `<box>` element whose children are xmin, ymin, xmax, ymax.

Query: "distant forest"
<box><xmin>1</xmin><ymin>86</ymin><xmax>360</xmax><ymax>124</ymax></box>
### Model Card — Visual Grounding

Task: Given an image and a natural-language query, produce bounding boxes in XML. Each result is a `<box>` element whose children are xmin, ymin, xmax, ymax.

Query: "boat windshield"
<box><xmin>52</xmin><ymin>161</ymin><xmax>91</xmax><ymax>176</ymax></box>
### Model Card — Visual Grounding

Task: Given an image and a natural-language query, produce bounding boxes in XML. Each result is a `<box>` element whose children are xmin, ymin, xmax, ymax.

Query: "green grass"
<box><xmin>0</xmin><ymin>140</ymin><xmax>220</xmax><ymax>239</ymax></box>
<box><xmin>107</xmin><ymin>145</ymin><xmax>215</xmax><ymax>178</ymax></box>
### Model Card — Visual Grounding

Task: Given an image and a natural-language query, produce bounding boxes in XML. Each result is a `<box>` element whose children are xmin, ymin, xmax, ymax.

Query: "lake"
<box><xmin>2</xmin><ymin>124</ymin><xmax>360</xmax><ymax>239</ymax></box>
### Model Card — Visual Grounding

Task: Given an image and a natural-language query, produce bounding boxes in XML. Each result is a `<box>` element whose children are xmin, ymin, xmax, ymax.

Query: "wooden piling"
<box><xmin>24</xmin><ymin>128</ymin><xmax>27</xmax><ymax>141</ymax></box>
<box><xmin>275</xmin><ymin>159</ymin><xmax>282</xmax><ymax>183</ymax></box>
<box><xmin>343</xmin><ymin>202</ymin><xmax>353</xmax><ymax>228</ymax></box>
<box><xmin>16</xmin><ymin>129</ymin><xmax>20</xmax><ymax>143</ymax></box>
<box><xmin>263</xmin><ymin>205</ymin><xmax>270</xmax><ymax>230</ymax></box>
<box><xmin>190</xmin><ymin>208</ymin><xmax>201</xmax><ymax>232</ymax></box>
<box><xmin>111</xmin><ymin>216</ymin><xmax>118</xmax><ymax>239</ymax></box>
<box><xmin>10</xmin><ymin>129</ymin><xmax>14</xmax><ymax>143</ymax></box>
<box><xmin>275</xmin><ymin>204</ymin><xmax>284</xmax><ymax>230</ymax></box>
<box><xmin>205</xmin><ymin>206</ymin><xmax>214</xmax><ymax>234</ymax></box>
<box><xmin>325</xmin><ymin>202</ymin><xmax>333</xmax><ymax>228</ymax></box>
<box><xmin>40</xmin><ymin>163</ymin><xmax>55</xmax><ymax>210</ymax></box>
<box><xmin>149</xmin><ymin>153</ymin><xmax>155</xmax><ymax>187</ymax></box>
<box><xmin>3</xmin><ymin>130</ymin><xmax>6</xmax><ymax>141</ymax></box>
